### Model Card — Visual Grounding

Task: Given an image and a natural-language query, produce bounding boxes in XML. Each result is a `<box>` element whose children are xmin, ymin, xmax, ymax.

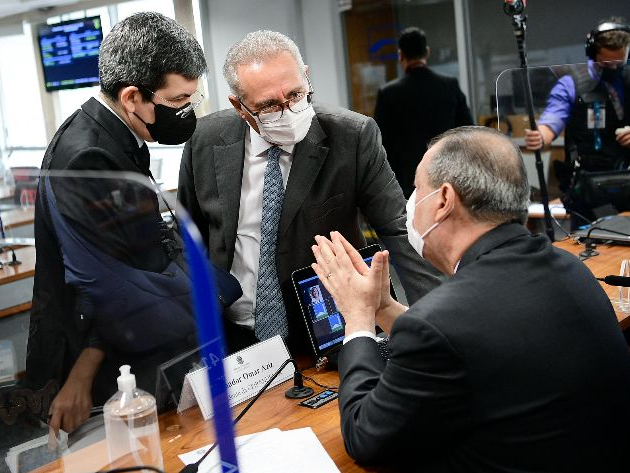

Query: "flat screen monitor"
<box><xmin>37</xmin><ymin>16</ymin><xmax>102</xmax><ymax>92</ymax></box>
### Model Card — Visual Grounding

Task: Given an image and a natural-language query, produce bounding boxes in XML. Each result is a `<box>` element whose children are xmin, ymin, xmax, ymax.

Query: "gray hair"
<box><xmin>223</xmin><ymin>30</ymin><xmax>305</xmax><ymax>98</ymax></box>
<box><xmin>427</xmin><ymin>126</ymin><xmax>530</xmax><ymax>225</ymax></box>
<box><xmin>99</xmin><ymin>12</ymin><xmax>207</xmax><ymax>101</ymax></box>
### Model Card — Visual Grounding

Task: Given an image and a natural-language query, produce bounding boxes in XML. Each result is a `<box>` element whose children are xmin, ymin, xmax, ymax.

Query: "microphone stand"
<box><xmin>179</xmin><ymin>358</ymin><xmax>315</xmax><ymax>473</ymax></box>
<box><xmin>504</xmin><ymin>4</ymin><xmax>555</xmax><ymax>242</ymax></box>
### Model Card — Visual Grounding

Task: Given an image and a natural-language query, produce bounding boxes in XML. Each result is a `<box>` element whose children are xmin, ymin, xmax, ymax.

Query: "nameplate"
<box><xmin>178</xmin><ymin>335</ymin><xmax>294</xmax><ymax>419</ymax></box>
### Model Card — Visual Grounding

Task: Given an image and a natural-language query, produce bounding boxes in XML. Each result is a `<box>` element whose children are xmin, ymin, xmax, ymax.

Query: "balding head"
<box><xmin>422</xmin><ymin>126</ymin><xmax>530</xmax><ymax>225</ymax></box>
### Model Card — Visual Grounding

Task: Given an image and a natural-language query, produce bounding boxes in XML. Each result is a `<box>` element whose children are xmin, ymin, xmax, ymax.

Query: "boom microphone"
<box><xmin>597</xmin><ymin>275</ymin><xmax>630</xmax><ymax>287</ymax></box>
<box><xmin>503</xmin><ymin>0</ymin><xmax>526</xmax><ymax>15</ymax></box>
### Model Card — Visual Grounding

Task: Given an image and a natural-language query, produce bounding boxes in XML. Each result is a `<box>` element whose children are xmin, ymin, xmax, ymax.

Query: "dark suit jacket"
<box><xmin>28</xmin><ymin>98</ymin><xmax>192</xmax><ymax>404</ymax></box>
<box><xmin>338</xmin><ymin>223</ymin><xmax>630</xmax><ymax>472</ymax></box>
<box><xmin>374</xmin><ymin>67</ymin><xmax>473</xmax><ymax>197</ymax></box>
<box><xmin>178</xmin><ymin>103</ymin><xmax>443</xmax><ymax>352</ymax></box>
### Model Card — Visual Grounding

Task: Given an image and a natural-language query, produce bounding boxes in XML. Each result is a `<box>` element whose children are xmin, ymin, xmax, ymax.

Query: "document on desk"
<box><xmin>178</xmin><ymin>427</ymin><xmax>340</xmax><ymax>473</ymax></box>
<box><xmin>528</xmin><ymin>203</ymin><xmax>566</xmax><ymax>217</ymax></box>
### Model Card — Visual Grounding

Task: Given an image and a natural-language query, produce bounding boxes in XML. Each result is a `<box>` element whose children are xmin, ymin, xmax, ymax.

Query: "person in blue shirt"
<box><xmin>525</xmin><ymin>17</ymin><xmax>630</xmax><ymax>223</ymax></box>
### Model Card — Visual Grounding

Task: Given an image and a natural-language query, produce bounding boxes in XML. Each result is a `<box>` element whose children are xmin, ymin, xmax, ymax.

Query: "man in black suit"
<box><xmin>374</xmin><ymin>27</ymin><xmax>473</xmax><ymax>198</ymax></box>
<box><xmin>28</xmin><ymin>12</ymin><xmax>207</xmax><ymax>434</ymax></box>
<box><xmin>312</xmin><ymin>126</ymin><xmax>630</xmax><ymax>472</ymax></box>
<box><xmin>178</xmin><ymin>30</ymin><xmax>442</xmax><ymax>355</ymax></box>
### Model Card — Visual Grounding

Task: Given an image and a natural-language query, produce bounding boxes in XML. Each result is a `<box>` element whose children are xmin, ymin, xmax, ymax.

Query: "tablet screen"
<box><xmin>293</xmin><ymin>253</ymin><xmax>378</xmax><ymax>354</ymax></box>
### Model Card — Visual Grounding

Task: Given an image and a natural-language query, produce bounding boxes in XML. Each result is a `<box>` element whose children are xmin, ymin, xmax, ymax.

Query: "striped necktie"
<box><xmin>254</xmin><ymin>146</ymin><xmax>288</xmax><ymax>340</ymax></box>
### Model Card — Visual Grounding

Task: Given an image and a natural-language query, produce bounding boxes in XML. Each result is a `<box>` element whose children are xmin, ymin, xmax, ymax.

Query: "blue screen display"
<box><xmin>38</xmin><ymin>16</ymin><xmax>102</xmax><ymax>92</ymax></box>
<box><xmin>297</xmin><ymin>256</ymin><xmax>374</xmax><ymax>352</ymax></box>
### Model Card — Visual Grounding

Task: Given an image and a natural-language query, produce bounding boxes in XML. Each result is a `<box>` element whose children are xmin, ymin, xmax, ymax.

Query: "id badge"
<box><xmin>587</xmin><ymin>105</ymin><xmax>606</xmax><ymax>129</ymax></box>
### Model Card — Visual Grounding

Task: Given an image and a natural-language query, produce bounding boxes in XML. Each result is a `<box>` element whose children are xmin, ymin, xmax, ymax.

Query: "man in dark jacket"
<box><xmin>374</xmin><ymin>27</ymin><xmax>473</xmax><ymax>198</ymax></box>
<box><xmin>27</xmin><ymin>12</ymin><xmax>207</xmax><ymax>434</ymax></box>
<box><xmin>312</xmin><ymin>126</ymin><xmax>630</xmax><ymax>472</ymax></box>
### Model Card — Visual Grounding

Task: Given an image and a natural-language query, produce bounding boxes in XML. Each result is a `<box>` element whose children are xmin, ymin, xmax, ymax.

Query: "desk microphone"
<box><xmin>179</xmin><ymin>358</ymin><xmax>315</xmax><ymax>473</ymax></box>
<box><xmin>0</xmin><ymin>245</ymin><xmax>21</xmax><ymax>266</ymax></box>
<box><xmin>597</xmin><ymin>275</ymin><xmax>630</xmax><ymax>287</ymax></box>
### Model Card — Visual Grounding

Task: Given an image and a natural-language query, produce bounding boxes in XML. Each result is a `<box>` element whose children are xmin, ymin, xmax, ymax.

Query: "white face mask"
<box><xmin>405</xmin><ymin>188</ymin><xmax>440</xmax><ymax>258</ymax></box>
<box><xmin>256</xmin><ymin>104</ymin><xmax>315</xmax><ymax>146</ymax></box>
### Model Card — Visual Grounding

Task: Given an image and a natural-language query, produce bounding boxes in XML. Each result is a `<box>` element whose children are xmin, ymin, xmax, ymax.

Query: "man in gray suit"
<box><xmin>178</xmin><ymin>30</ymin><xmax>441</xmax><ymax>354</ymax></box>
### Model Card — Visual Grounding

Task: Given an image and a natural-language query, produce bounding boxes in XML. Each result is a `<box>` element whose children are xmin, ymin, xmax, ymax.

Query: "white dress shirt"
<box><xmin>227</xmin><ymin>125</ymin><xmax>295</xmax><ymax>328</ymax></box>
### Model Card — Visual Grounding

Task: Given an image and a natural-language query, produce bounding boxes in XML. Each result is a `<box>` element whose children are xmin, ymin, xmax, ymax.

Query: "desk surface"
<box><xmin>554</xmin><ymin>238</ymin><xmax>630</xmax><ymax>329</ymax></box>
<box><xmin>0</xmin><ymin>182</ymin><xmax>13</xmax><ymax>200</ymax></box>
<box><xmin>32</xmin><ymin>368</ymin><xmax>380</xmax><ymax>473</ymax></box>
<box><xmin>1</xmin><ymin>207</ymin><xmax>34</xmax><ymax>229</ymax></box>
<box><xmin>0</xmin><ymin>246</ymin><xmax>35</xmax><ymax>285</ymax></box>
<box><xmin>21</xmin><ymin>233</ymin><xmax>630</xmax><ymax>473</ymax></box>
<box><xmin>0</xmin><ymin>246</ymin><xmax>36</xmax><ymax>319</ymax></box>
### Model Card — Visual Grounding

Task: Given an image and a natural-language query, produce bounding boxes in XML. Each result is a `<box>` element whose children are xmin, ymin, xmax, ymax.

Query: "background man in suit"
<box><xmin>312</xmin><ymin>126</ymin><xmax>630</xmax><ymax>471</ymax></box>
<box><xmin>28</xmin><ymin>12</ymin><xmax>207</xmax><ymax>434</ymax></box>
<box><xmin>375</xmin><ymin>27</ymin><xmax>473</xmax><ymax>198</ymax></box>
<box><xmin>178</xmin><ymin>30</ymin><xmax>442</xmax><ymax>355</ymax></box>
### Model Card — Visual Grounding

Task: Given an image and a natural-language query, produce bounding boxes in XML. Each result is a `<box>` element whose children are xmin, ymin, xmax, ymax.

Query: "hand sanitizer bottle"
<box><xmin>103</xmin><ymin>365</ymin><xmax>164</xmax><ymax>469</ymax></box>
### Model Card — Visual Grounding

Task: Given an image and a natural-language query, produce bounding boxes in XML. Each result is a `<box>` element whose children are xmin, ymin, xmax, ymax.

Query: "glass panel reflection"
<box><xmin>0</xmin><ymin>169</ymin><xmax>208</xmax><ymax>473</ymax></box>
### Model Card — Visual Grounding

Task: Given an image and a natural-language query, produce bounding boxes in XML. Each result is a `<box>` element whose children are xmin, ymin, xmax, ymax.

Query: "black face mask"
<box><xmin>136</xmin><ymin>103</ymin><xmax>196</xmax><ymax>145</ymax></box>
<box><xmin>600</xmin><ymin>64</ymin><xmax>624</xmax><ymax>82</ymax></box>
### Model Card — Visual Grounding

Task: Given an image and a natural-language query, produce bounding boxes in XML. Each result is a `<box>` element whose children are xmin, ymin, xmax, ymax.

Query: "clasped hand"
<box><xmin>311</xmin><ymin>232</ymin><xmax>392</xmax><ymax>335</ymax></box>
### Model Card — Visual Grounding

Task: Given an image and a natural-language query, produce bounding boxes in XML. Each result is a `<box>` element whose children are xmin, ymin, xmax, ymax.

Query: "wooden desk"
<box><xmin>0</xmin><ymin>246</ymin><xmax>36</xmax><ymax>319</ymax></box>
<box><xmin>1</xmin><ymin>207</ymin><xmax>34</xmax><ymax>231</ymax></box>
<box><xmin>0</xmin><ymin>182</ymin><xmax>14</xmax><ymax>201</ymax></box>
<box><xmin>554</xmin><ymin>238</ymin><xmax>630</xmax><ymax>329</ymax></box>
<box><xmin>33</xmin><ymin>368</ymin><xmax>380</xmax><ymax>473</ymax></box>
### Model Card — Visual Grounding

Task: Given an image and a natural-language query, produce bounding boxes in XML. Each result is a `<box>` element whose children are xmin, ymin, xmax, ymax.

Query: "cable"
<box><xmin>179</xmin><ymin>358</ymin><xmax>314</xmax><ymax>473</ymax></box>
<box><xmin>302</xmin><ymin>374</ymin><xmax>338</xmax><ymax>391</ymax></box>
<box><xmin>571</xmin><ymin>210</ymin><xmax>595</xmax><ymax>227</ymax></box>
<box><xmin>550</xmin><ymin>214</ymin><xmax>570</xmax><ymax>240</ymax></box>
<box><xmin>0</xmin><ymin>209</ymin><xmax>5</xmax><ymax>239</ymax></box>
<box><xmin>97</xmin><ymin>467</ymin><xmax>163</xmax><ymax>473</ymax></box>
<box><xmin>0</xmin><ymin>245</ymin><xmax>21</xmax><ymax>266</ymax></box>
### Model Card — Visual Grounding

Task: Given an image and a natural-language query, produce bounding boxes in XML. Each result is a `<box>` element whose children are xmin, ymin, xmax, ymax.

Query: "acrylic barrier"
<box><xmin>495</xmin><ymin>62</ymin><xmax>630</xmax><ymax>220</ymax></box>
<box><xmin>0</xmin><ymin>169</ymin><xmax>239</xmax><ymax>473</ymax></box>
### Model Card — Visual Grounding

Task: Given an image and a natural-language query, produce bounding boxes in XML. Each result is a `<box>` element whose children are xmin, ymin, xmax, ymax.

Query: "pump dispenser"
<box><xmin>103</xmin><ymin>365</ymin><xmax>163</xmax><ymax>469</ymax></box>
<box><xmin>117</xmin><ymin>364</ymin><xmax>135</xmax><ymax>399</ymax></box>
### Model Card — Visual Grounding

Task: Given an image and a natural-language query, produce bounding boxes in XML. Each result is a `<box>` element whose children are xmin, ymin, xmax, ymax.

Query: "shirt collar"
<box><xmin>458</xmin><ymin>222</ymin><xmax>530</xmax><ymax>271</ymax></box>
<box><xmin>247</xmin><ymin>122</ymin><xmax>295</xmax><ymax>156</ymax></box>
<box><xmin>95</xmin><ymin>94</ymin><xmax>145</xmax><ymax>148</ymax></box>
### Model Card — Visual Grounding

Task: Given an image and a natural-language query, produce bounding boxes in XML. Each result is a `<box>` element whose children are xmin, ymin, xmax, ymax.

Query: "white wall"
<box><xmin>201</xmin><ymin>0</ymin><xmax>348</xmax><ymax>111</ymax></box>
<box><xmin>299</xmin><ymin>0</ymin><xmax>349</xmax><ymax>109</ymax></box>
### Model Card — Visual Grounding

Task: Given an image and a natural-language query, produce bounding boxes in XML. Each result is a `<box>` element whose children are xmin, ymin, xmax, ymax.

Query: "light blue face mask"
<box><xmin>405</xmin><ymin>188</ymin><xmax>440</xmax><ymax>258</ymax></box>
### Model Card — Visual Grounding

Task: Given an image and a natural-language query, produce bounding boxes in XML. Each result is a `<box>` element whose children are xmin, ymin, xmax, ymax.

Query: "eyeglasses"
<box><xmin>239</xmin><ymin>77</ymin><xmax>314</xmax><ymax>124</ymax></box>
<box><xmin>143</xmin><ymin>88</ymin><xmax>204</xmax><ymax>119</ymax></box>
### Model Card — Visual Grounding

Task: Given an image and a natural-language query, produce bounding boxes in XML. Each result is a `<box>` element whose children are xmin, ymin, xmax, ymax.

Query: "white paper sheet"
<box><xmin>178</xmin><ymin>427</ymin><xmax>340</xmax><ymax>473</ymax></box>
<box><xmin>528</xmin><ymin>203</ymin><xmax>566</xmax><ymax>217</ymax></box>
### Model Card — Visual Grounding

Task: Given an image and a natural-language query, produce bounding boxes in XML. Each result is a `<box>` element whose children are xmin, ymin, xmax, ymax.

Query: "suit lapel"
<box><xmin>279</xmin><ymin>116</ymin><xmax>329</xmax><ymax>238</ymax></box>
<box><xmin>214</xmin><ymin>120</ymin><xmax>246</xmax><ymax>265</ymax></box>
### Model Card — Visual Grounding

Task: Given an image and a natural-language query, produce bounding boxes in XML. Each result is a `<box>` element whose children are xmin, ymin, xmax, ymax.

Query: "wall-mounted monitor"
<box><xmin>37</xmin><ymin>16</ymin><xmax>103</xmax><ymax>92</ymax></box>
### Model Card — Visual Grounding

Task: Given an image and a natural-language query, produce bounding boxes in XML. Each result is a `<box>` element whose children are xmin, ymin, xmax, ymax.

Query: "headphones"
<box><xmin>585</xmin><ymin>21</ymin><xmax>630</xmax><ymax>60</ymax></box>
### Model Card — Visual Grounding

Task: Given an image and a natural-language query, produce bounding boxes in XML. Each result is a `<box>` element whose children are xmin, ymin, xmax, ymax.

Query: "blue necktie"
<box><xmin>254</xmin><ymin>146</ymin><xmax>288</xmax><ymax>340</ymax></box>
